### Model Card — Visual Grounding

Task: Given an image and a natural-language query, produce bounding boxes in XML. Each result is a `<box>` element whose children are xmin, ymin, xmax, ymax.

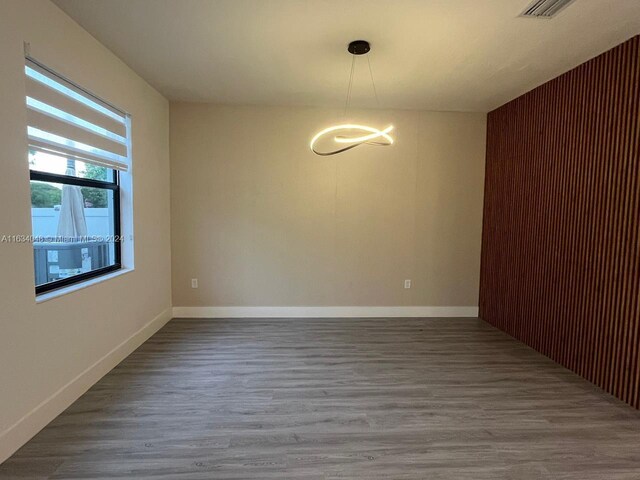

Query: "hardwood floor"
<box><xmin>2</xmin><ymin>318</ymin><xmax>640</xmax><ymax>479</ymax></box>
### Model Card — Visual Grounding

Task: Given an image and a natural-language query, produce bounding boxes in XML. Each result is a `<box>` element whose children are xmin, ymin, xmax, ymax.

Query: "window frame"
<box><xmin>31</xmin><ymin>167</ymin><xmax>123</xmax><ymax>295</ymax></box>
<box><xmin>24</xmin><ymin>54</ymin><xmax>132</xmax><ymax>297</ymax></box>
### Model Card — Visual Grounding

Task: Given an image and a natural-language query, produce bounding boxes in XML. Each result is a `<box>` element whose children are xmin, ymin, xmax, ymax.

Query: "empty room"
<box><xmin>1</xmin><ymin>0</ymin><xmax>640</xmax><ymax>478</ymax></box>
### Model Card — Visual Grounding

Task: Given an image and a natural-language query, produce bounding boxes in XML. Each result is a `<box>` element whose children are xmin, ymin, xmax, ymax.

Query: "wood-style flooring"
<box><xmin>2</xmin><ymin>318</ymin><xmax>640</xmax><ymax>479</ymax></box>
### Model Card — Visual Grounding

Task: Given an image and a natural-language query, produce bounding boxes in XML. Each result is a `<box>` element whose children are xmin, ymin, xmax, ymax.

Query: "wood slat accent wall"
<box><xmin>479</xmin><ymin>36</ymin><xmax>640</xmax><ymax>408</ymax></box>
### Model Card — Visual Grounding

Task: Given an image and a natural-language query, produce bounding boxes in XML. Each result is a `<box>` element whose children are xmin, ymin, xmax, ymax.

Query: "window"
<box><xmin>25</xmin><ymin>58</ymin><xmax>131</xmax><ymax>295</ymax></box>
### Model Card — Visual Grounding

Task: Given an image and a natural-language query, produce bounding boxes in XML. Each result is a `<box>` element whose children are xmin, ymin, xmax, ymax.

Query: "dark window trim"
<box><xmin>32</xmin><ymin>169</ymin><xmax>122</xmax><ymax>295</ymax></box>
<box><xmin>35</xmin><ymin>264</ymin><xmax>122</xmax><ymax>295</ymax></box>
<box><xmin>30</xmin><ymin>170</ymin><xmax>118</xmax><ymax>190</ymax></box>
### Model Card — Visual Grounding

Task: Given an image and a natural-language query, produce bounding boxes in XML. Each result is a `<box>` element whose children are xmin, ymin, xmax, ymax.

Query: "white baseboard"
<box><xmin>0</xmin><ymin>306</ymin><xmax>173</xmax><ymax>464</ymax></box>
<box><xmin>172</xmin><ymin>306</ymin><xmax>479</xmax><ymax>318</ymax></box>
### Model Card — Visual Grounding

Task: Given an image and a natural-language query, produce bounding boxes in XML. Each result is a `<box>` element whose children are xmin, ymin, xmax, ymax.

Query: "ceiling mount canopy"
<box><xmin>347</xmin><ymin>40</ymin><xmax>371</xmax><ymax>55</ymax></box>
<box><xmin>310</xmin><ymin>40</ymin><xmax>394</xmax><ymax>156</ymax></box>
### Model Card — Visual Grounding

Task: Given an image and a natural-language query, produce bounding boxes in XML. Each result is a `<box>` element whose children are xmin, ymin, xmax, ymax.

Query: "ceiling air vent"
<box><xmin>520</xmin><ymin>0</ymin><xmax>576</xmax><ymax>18</ymax></box>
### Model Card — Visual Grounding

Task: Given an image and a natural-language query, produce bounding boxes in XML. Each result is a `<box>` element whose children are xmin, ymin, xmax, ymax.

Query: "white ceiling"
<box><xmin>52</xmin><ymin>0</ymin><xmax>640</xmax><ymax>112</ymax></box>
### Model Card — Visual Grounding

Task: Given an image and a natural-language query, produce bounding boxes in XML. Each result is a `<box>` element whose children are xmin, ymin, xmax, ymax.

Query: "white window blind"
<box><xmin>25</xmin><ymin>58</ymin><xmax>130</xmax><ymax>172</ymax></box>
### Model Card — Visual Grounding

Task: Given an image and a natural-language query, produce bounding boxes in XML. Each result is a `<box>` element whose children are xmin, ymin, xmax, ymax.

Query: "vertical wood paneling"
<box><xmin>480</xmin><ymin>36</ymin><xmax>640</xmax><ymax>409</ymax></box>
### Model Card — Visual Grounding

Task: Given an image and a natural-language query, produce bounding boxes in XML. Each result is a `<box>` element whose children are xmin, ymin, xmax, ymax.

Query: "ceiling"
<box><xmin>52</xmin><ymin>0</ymin><xmax>640</xmax><ymax>112</ymax></box>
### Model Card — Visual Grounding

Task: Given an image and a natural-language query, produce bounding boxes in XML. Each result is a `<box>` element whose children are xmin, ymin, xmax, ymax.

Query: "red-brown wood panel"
<box><xmin>480</xmin><ymin>36</ymin><xmax>640</xmax><ymax>409</ymax></box>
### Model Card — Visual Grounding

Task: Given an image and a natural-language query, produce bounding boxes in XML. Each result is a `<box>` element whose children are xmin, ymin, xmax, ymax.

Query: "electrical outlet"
<box><xmin>404</xmin><ymin>279</ymin><xmax>411</xmax><ymax>289</ymax></box>
<box><xmin>191</xmin><ymin>278</ymin><xmax>198</xmax><ymax>289</ymax></box>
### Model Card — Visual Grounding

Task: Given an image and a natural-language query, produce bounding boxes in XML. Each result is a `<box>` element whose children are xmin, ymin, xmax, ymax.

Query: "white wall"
<box><xmin>171</xmin><ymin>104</ymin><xmax>486</xmax><ymax>313</ymax></box>
<box><xmin>0</xmin><ymin>0</ymin><xmax>172</xmax><ymax>462</ymax></box>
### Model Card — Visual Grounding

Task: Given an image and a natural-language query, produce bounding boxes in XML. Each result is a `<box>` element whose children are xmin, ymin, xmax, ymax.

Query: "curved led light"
<box><xmin>310</xmin><ymin>124</ymin><xmax>394</xmax><ymax>156</ymax></box>
<box><xmin>334</xmin><ymin>124</ymin><xmax>394</xmax><ymax>144</ymax></box>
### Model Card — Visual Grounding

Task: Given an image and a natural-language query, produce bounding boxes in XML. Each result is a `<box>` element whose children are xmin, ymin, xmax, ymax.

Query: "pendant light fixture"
<box><xmin>310</xmin><ymin>40</ymin><xmax>394</xmax><ymax>156</ymax></box>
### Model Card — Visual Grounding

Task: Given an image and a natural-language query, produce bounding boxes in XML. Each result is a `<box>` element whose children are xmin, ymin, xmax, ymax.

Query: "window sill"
<box><xmin>35</xmin><ymin>267</ymin><xmax>134</xmax><ymax>303</ymax></box>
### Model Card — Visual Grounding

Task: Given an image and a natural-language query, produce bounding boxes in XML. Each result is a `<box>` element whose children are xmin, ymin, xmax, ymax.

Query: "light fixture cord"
<box><xmin>367</xmin><ymin>54</ymin><xmax>380</xmax><ymax>108</ymax></box>
<box><xmin>343</xmin><ymin>54</ymin><xmax>356</xmax><ymax>118</ymax></box>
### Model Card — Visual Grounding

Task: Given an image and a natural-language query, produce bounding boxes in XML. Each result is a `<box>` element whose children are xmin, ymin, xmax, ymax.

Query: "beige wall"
<box><xmin>0</xmin><ymin>0</ymin><xmax>171</xmax><ymax>460</ymax></box>
<box><xmin>171</xmin><ymin>103</ymin><xmax>485</xmax><ymax>307</ymax></box>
